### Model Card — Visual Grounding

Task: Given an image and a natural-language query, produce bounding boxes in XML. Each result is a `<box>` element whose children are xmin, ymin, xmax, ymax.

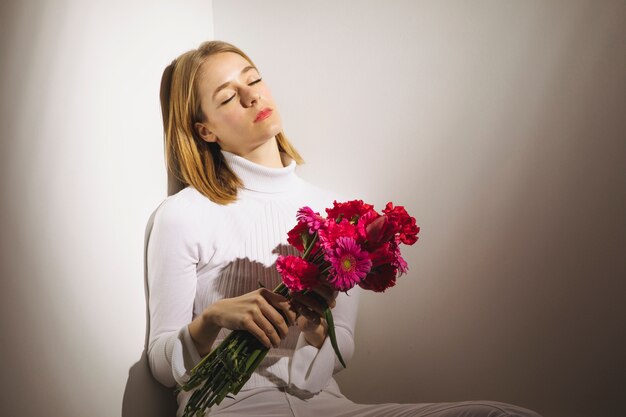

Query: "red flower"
<box><xmin>364</xmin><ymin>215</ymin><xmax>399</xmax><ymax>249</ymax></box>
<box><xmin>359</xmin><ymin>263</ymin><xmax>397</xmax><ymax>292</ymax></box>
<box><xmin>283</xmin><ymin>200</ymin><xmax>417</xmax><ymax>294</ymax></box>
<box><xmin>382</xmin><ymin>202</ymin><xmax>420</xmax><ymax>245</ymax></box>
<box><xmin>355</xmin><ymin>210</ymin><xmax>378</xmax><ymax>243</ymax></box>
<box><xmin>318</xmin><ymin>218</ymin><xmax>359</xmax><ymax>250</ymax></box>
<box><xmin>325</xmin><ymin>200</ymin><xmax>376</xmax><ymax>224</ymax></box>
<box><xmin>391</xmin><ymin>239</ymin><xmax>409</xmax><ymax>275</ymax></box>
<box><xmin>368</xmin><ymin>241</ymin><xmax>396</xmax><ymax>267</ymax></box>
<box><xmin>287</xmin><ymin>221</ymin><xmax>309</xmax><ymax>252</ymax></box>
<box><xmin>276</xmin><ymin>255</ymin><xmax>319</xmax><ymax>292</ymax></box>
<box><xmin>394</xmin><ymin>255</ymin><xmax>408</xmax><ymax>275</ymax></box>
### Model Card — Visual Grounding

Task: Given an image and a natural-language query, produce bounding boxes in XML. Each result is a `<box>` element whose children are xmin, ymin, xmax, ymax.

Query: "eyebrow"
<box><xmin>212</xmin><ymin>65</ymin><xmax>258</xmax><ymax>101</ymax></box>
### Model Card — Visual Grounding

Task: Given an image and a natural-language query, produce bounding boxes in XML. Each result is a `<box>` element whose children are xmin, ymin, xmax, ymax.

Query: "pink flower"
<box><xmin>276</xmin><ymin>255</ymin><xmax>319</xmax><ymax>292</ymax></box>
<box><xmin>318</xmin><ymin>218</ymin><xmax>359</xmax><ymax>251</ymax></box>
<box><xmin>326</xmin><ymin>237</ymin><xmax>372</xmax><ymax>291</ymax></box>
<box><xmin>296</xmin><ymin>207</ymin><xmax>326</xmax><ymax>233</ymax></box>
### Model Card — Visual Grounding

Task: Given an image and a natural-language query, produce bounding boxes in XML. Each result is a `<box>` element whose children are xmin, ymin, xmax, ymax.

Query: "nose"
<box><xmin>242</xmin><ymin>87</ymin><xmax>261</xmax><ymax>107</ymax></box>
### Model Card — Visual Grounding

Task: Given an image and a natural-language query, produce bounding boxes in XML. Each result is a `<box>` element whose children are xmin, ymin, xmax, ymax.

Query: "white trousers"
<box><xmin>207</xmin><ymin>385</ymin><xmax>542</xmax><ymax>417</ymax></box>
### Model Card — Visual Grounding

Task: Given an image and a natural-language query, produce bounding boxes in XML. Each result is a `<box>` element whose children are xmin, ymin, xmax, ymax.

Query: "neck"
<box><xmin>231</xmin><ymin>136</ymin><xmax>284</xmax><ymax>168</ymax></box>
<box><xmin>220</xmin><ymin>146</ymin><xmax>298</xmax><ymax>193</ymax></box>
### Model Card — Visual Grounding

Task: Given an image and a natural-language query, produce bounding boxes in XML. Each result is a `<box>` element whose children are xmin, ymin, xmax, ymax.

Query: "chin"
<box><xmin>263</xmin><ymin>123</ymin><xmax>283</xmax><ymax>140</ymax></box>
<box><xmin>268</xmin><ymin>118</ymin><xmax>283</xmax><ymax>134</ymax></box>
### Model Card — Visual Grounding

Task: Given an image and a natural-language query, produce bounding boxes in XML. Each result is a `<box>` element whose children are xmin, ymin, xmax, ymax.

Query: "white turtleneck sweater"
<box><xmin>146</xmin><ymin>149</ymin><xmax>361</xmax><ymax>415</ymax></box>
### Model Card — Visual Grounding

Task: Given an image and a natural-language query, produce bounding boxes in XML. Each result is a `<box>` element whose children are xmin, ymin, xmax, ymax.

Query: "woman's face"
<box><xmin>194</xmin><ymin>52</ymin><xmax>283</xmax><ymax>156</ymax></box>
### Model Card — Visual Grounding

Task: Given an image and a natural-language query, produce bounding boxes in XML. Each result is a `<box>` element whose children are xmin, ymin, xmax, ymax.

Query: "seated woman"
<box><xmin>147</xmin><ymin>39</ymin><xmax>542</xmax><ymax>417</ymax></box>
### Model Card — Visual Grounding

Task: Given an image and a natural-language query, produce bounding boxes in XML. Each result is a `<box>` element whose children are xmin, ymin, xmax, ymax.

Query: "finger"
<box><xmin>257</xmin><ymin>299</ymin><xmax>290</xmax><ymax>340</ymax></box>
<box><xmin>309</xmin><ymin>288</ymin><xmax>332</xmax><ymax>306</ymax></box>
<box><xmin>241</xmin><ymin>317</ymin><xmax>273</xmax><ymax>349</ymax></box>
<box><xmin>291</xmin><ymin>293</ymin><xmax>325</xmax><ymax>316</ymax></box>
<box><xmin>261</xmin><ymin>288</ymin><xmax>288</xmax><ymax>303</ymax></box>
<box><xmin>263</xmin><ymin>291</ymin><xmax>297</xmax><ymax>327</ymax></box>
<box><xmin>292</xmin><ymin>301</ymin><xmax>320</xmax><ymax>325</ymax></box>
<box><xmin>252</xmin><ymin>311</ymin><xmax>282</xmax><ymax>348</ymax></box>
<box><xmin>276</xmin><ymin>301</ymin><xmax>298</xmax><ymax>327</ymax></box>
<box><xmin>289</xmin><ymin>300</ymin><xmax>301</xmax><ymax>318</ymax></box>
<box><xmin>290</xmin><ymin>299</ymin><xmax>307</xmax><ymax>316</ymax></box>
<box><xmin>313</xmin><ymin>283</ymin><xmax>334</xmax><ymax>299</ymax></box>
<box><xmin>299</xmin><ymin>305</ymin><xmax>320</xmax><ymax>323</ymax></box>
<box><xmin>311</xmin><ymin>286</ymin><xmax>337</xmax><ymax>309</ymax></box>
<box><xmin>258</xmin><ymin>290</ymin><xmax>293</xmax><ymax>336</ymax></box>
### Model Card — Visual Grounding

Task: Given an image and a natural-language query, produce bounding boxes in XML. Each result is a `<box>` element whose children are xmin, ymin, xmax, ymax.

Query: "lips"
<box><xmin>254</xmin><ymin>108</ymin><xmax>272</xmax><ymax>122</ymax></box>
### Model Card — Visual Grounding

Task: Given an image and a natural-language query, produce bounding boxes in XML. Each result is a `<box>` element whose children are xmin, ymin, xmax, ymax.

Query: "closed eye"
<box><xmin>221</xmin><ymin>78</ymin><xmax>263</xmax><ymax>105</ymax></box>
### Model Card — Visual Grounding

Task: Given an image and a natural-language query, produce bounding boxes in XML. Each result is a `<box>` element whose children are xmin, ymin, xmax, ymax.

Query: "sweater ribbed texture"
<box><xmin>146</xmin><ymin>149</ymin><xmax>361</xmax><ymax>416</ymax></box>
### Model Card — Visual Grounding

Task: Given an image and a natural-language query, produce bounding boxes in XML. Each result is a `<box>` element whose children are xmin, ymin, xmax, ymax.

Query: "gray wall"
<box><xmin>212</xmin><ymin>1</ymin><xmax>626</xmax><ymax>417</ymax></box>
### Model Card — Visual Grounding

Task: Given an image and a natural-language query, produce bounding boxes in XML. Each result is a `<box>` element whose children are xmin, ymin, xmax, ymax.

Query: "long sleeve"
<box><xmin>288</xmin><ymin>285</ymin><xmax>361</xmax><ymax>393</ymax></box>
<box><xmin>144</xmin><ymin>154</ymin><xmax>364</xmax><ymax>404</ymax></box>
<box><xmin>146</xmin><ymin>197</ymin><xmax>204</xmax><ymax>388</ymax></box>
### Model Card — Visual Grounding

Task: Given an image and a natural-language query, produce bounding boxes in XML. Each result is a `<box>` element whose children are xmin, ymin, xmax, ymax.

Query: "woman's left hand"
<box><xmin>289</xmin><ymin>283</ymin><xmax>338</xmax><ymax>348</ymax></box>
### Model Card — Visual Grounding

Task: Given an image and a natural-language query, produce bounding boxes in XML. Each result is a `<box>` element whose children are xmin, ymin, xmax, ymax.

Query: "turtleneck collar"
<box><xmin>220</xmin><ymin>149</ymin><xmax>298</xmax><ymax>193</ymax></box>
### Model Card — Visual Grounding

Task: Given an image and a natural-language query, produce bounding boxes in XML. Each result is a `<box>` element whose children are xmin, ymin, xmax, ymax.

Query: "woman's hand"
<box><xmin>290</xmin><ymin>283</ymin><xmax>338</xmax><ymax>348</ymax></box>
<box><xmin>189</xmin><ymin>288</ymin><xmax>297</xmax><ymax>355</ymax></box>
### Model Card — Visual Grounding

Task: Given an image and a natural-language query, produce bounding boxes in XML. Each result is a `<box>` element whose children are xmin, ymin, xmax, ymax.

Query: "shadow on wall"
<box><xmin>121</xmin><ymin>207</ymin><xmax>177</xmax><ymax>417</ymax></box>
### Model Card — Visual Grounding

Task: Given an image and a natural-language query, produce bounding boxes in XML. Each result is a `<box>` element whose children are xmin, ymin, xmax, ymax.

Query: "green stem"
<box><xmin>302</xmin><ymin>232</ymin><xmax>319</xmax><ymax>260</ymax></box>
<box><xmin>324</xmin><ymin>307</ymin><xmax>346</xmax><ymax>368</ymax></box>
<box><xmin>181</xmin><ymin>266</ymin><xmax>333</xmax><ymax>416</ymax></box>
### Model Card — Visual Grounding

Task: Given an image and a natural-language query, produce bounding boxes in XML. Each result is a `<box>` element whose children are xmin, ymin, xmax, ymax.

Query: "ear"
<box><xmin>194</xmin><ymin>122</ymin><xmax>218</xmax><ymax>143</ymax></box>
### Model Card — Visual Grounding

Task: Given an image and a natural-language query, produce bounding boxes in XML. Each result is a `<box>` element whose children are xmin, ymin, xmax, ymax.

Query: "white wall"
<box><xmin>211</xmin><ymin>1</ymin><xmax>626</xmax><ymax>417</ymax></box>
<box><xmin>0</xmin><ymin>1</ymin><xmax>212</xmax><ymax>416</ymax></box>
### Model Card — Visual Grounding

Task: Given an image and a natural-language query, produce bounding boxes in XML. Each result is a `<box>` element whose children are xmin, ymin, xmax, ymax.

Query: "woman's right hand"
<box><xmin>189</xmin><ymin>288</ymin><xmax>297</xmax><ymax>355</ymax></box>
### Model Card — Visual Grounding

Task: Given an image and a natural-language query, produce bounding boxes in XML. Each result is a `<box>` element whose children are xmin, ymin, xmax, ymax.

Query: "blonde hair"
<box><xmin>159</xmin><ymin>40</ymin><xmax>304</xmax><ymax>204</ymax></box>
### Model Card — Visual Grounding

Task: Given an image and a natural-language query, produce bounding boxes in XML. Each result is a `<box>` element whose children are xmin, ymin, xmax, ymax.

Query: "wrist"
<box><xmin>302</xmin><ymin>320</ymin><xmax>328</xmax><ymax>348</ymax></box>
<box><xmin>189</xmin><ymin>307</ymin><xmax>221</xmax><ymax>356</ymax></box>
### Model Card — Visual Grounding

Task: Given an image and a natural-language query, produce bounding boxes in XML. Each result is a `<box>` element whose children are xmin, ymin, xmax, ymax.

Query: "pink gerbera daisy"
<box><xmin>326</xmin><ymin>237</ymin><xmax>372</xmax><ymax>291</ymax></box>
<box><xmin>296</xmin><ymin>206</ymin><xmax>326</xmax><ymax>233</ymax></box>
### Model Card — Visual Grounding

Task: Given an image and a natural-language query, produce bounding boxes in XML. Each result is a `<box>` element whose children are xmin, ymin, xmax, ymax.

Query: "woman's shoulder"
<box><xmin>152</xmin><ymin>186</ymin><xmax>222</xmax><ymax>229</ymax></box>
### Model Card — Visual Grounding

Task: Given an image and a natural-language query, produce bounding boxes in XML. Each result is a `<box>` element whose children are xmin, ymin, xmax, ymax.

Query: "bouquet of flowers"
<box><xmin>178</xmin><ymin>200</ymin><xmax>420</xmax><ymax>417</ymax></box>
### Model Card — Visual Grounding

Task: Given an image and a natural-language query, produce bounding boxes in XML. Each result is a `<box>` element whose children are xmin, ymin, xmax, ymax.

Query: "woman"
<box><xmin>147</xmin><ymin>40</ymin><xmax>542</xmax><ymax>417</ymax></box>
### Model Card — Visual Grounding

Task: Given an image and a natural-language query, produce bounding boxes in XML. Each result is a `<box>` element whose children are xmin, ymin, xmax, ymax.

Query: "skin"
<box><xmin>188</xmin><ymin>52</ymin><xmax>338</xmax><ymax>354</ymax></box>
<box><xmin>193</xmin><ymin>51</ymin><xmax>284</xmax><ymax>168</ymax></box>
